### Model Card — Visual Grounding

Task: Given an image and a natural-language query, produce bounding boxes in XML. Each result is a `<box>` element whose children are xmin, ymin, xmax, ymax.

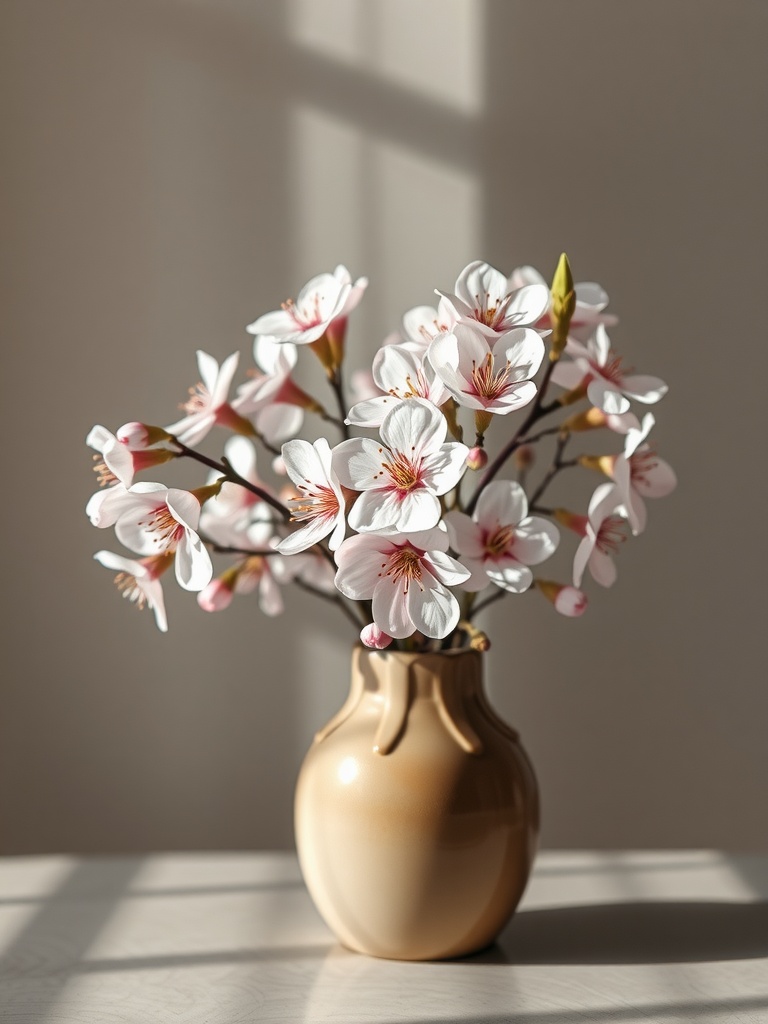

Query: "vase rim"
<box><xmin>354</xmin><ymin>644</ymin><xmax>482</xmax><ymax>662</ymax></box>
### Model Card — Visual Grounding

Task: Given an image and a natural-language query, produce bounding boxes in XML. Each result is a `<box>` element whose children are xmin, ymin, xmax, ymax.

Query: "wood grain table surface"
<box><xmin>0</xmin><ymin>851</ymin><xmax>766</xmax><ymax>1024</ymax></box>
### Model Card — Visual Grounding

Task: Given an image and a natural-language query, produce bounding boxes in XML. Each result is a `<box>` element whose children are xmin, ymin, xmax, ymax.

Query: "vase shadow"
<box><xmin>462</xmin><ymin>900</ymin><xmax>768</xmax><ymax>965</ymax></box>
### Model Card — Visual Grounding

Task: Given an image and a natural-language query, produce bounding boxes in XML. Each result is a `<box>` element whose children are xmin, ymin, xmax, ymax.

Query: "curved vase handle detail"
<box><xmin>373</xmin><ymin>658</ymin><xmax>411</xmax><ymax>755</ymax></box>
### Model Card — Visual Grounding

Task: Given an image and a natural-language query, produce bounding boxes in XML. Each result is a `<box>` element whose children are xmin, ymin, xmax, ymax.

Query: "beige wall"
<box><xmin>1</xmin><ymin>0</ymin><xmax>766</xmax><ymax>853</ymax></box>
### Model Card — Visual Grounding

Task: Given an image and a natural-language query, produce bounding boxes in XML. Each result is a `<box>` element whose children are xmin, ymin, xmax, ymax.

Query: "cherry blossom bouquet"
<box><xmin>86</xmin><ymin>256</ymin><xmax>675</xmax><ymax>649</ymax></box>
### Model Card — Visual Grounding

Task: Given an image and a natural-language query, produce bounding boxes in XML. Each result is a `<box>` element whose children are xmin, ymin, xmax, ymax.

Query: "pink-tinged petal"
<box><xmin>455</xmin><ymin>260</ymin><xmax>507</xmax><ymax>307</ymax></box>
<box><xmin>408</xmin><ymin>581</ymin><xmax>459</xmax><ymax>639</ymax></box>
<box><xmin>513</xmin><ymin>517</ymin><xmax>560</xmax><ymax>565</ymax></box>
<box><xmin>372</xmin><ymin>578</ymin><xmax>414</xmax><ymax>639</ymax></box>
<box><xmin>212</xmin><ymin>352</ymin><xmax>240</xmax><ymax>406</ymax></box>
<box><xmin>93</xmin><ymin>550</ymin><xmax>140</xmax><ymax>574</ymax></box>
<box><xmin>625</xmin><ymin>490</ymin><xmax>647</xmax><ymax>536</ymax></box>
<box><xmin>164</xmin><ymin>411</ymin><xmax>216</xmax><ymax>447</ymax></box>
<box><xmin>253</xmin><ymin>335</ymin><xmax>296</xmax><ymax>375</ymax></box>
<box><xmin>605</xmin><ymin>410</ymin><xmax>641</xmax><ymax>435</ymax></box>
<box><xmin>638</xmin><ymin>457</ymin><xmax>677</xmax><ymax>498</ymax></box>
<box><xmin>588</xmin><ymin>378</ymin><xmax>630</xmax><ymax>415</ymax></box>
<box><xmin>380</xmin><ymin>397</ymin><xmax>446</xmax><ymax>458</ymax></box>
<box><xmin>328</xmin><ymin>511</ymin><xmax>347</xmax><ymax>551</ymax></box>
<box><xmin>588</xmin><ymin>482</ymin><xmax>623</xmax><ymax>524</ymax></box>
<box><xmin>504</xmin><ymin>284</ymin><xmax>550</xmax><ymax>327</ymax></box>
<box><xmin>485</xmin><ymin>379</ymin><xmax>537</xmax><ymax>415</ymax></box>
<box><xmin>86</xmin><ymin>484</ymin><xmax>128</xmax><ymax>528</ymax></box>
<box><xmin>224</xmin><ymin>436</ymin><xmax>258</xmax><ymax>482</ymax></box>
<box><xmin>403</xmin><ymin>305</ymin><xmax>442</xmax><ymax>346</ymax></box>
<box><xmin>590</xmin><ymin>325</ymin><xmax>612</xmax><ymax>366</ymax></box>
<box><xmin>444</xmin><ymin>511</ymin><xmax>484</xmax><ymax>558</ymax></box>
<box><xmin>475</xmin><ymin>480</ymin><xmax>528</xmax><ymax>529</ymax></box>
<box><xmin>550</xmin><ymin>360</ymin><xmax>587</xmax><ymax>391</ymax></box>
<box><xmin>573</xmin><ymin>534</ymin><xmax>595</xmax><ymax>587</ymax></box>
<box><xmin>166</xmin><ymin>489</ymin><xmax>201</xmax><ymax>532</ymax></box>
<box><xmin>487</xmin><ymin>560</ymin><xmax>533</xmax><ymax>593</ymax></box>
<box><xmin>346</xmin><ymin>396</ymin><xmax>398</xmax><ymax>428</ymax></box>
<box><xmin>282</xmin><ymin>439</ymin><xmax>326</xmax><ymax>490</ymax></box>
<box><xmin>622</xmin><ymin>375</ymin><xmax>669</xmax><ymax>404</ymax></box>
<box><xmin>422</xmin><ymin>550</ymin><xmax>471</xmax><ymax>588</ymax></box>
<box><xmin>333</xmin><ymin>437</ymin><xmax>388</xmax><ymax>490</ymax></box>
<box><xmin>404</xmin><ymin>525</ymin><xmax>450</xmax><ymax>552</ymax></box>
<box><xmin>502</xmin><ymin>328</ymin><xmax>545</xmax><ymax>381</ymax></box>
<box><xmin>195</xmin><ymin>350</ymin><xmax>220</xmax><ymax>395</ymax></box>
<box><xmin>277</xmin><ymin>516</ymin><xmax>333</xmax><ymax>555</ymax></box>
<box><xmin>392</xmin><ymin>489</ymin><xmax>442</xmax><ymax>533</ymax></box>
<box><xmin>509</xmin><ymin>265</ymin><xmax>546</xmax><ymax>289</ymax></box>
<box><xmin>334</xmin><ymin>538</ymin><xmax>387</xmax><ymax>599</ymax></box>
<box><xmin>575</xmin><ymin>282</ymin><xmax>609</xmax><ymax>310</ymax></box>
<box><xmin>589</xmin><ymin>548</ymin><xmax>618</xmax><ymax>588</ymax></box>
<box><xmin>624</xmin><ymin>413</ymin><xmax>655</xmax><ymax>458</ymax></box>
<box><xmin>347</xmin><ymin>489</ymin><xmax>401</xmax><ymax>533</ymax></box>
<box><xmin>373</xmin><ymin>344</ymin><xmax>419</xmax><ymax>393</ymax></box>
<box><xmin>175</xmin><ymin>532</ymin><xmax>213</xmax><ymax>592</ymax></box>
<box><xmin>554</xmin><ymin>586</ymin><xmax>588</xmax><ymax>617</ymax></box>
<box><xmin>425</xmin><ymin>443</ymin><xmax>469</xmax><ymax>495</ymax></box>
<box><xmin>246</xmin><ymin>309</ymin><xmax>293</xmax><ymax>338</ymax></box>
<box><xmin>142</xmin><ymin>578</ymin><xmax>168</xmax><ymax>632</ymax></box>
<box><xmin>255</xmin><ymin>403</ymin><xmax>303</xmax><ymax>444</ymax></box>
<box><xmin>360</xmin><ymin>623</ymin><xmax>393</xmax><ymax>649</ymax></box>
<box><xmin>198</xmin><ymin>579</ymin><xmax>234</xmax><ymax>612</ymax></box>
<box><xmin>258</xmin><ymin>572</ymin><xmax>284</xmax><ymax>616</ymax></box>
<box><xmin>86</xmin><ymin>425</ymin><xmax>114</xmax><ymax>451</ymax></box>
<box><xmin>457</xmin><ymin>556</ymin><xmax>491</xmax><ymax>592</ymax></box>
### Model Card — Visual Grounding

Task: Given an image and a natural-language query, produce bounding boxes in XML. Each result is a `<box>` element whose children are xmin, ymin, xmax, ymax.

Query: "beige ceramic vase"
<box><xmin>294</xmin><ymin>646</ymin><xmax>539</xmax><ymax>961</ymax></box>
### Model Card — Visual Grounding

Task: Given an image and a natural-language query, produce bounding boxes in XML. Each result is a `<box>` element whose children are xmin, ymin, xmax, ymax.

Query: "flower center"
<box><xmin>283</xmin><ymin>293</ymin><xmax>325</xmax><ymax>329</ymax></box>
<box><xmin>92</xmin><ymin>454</ymin><xmax>117</xmax><ymax>487</ymax></box>
<box><xmin>484</xmin><ymin>524</ymin><xmax>515</xmax><ymax>557</ymax></box>
<box><xmin>392</xmin><ymin>368</ymin><xmax>430</xmax><ymax>401</ymax></box>
<box><xmin>139</xmin><ymin>505</ymin><xmax>185</xmax><ymax>549</ymax></box>
<box><xmin>289</xmin><ymin>483</ymin><xmax>339</xmax><ymax>524</ymax></box>
<box><xmin>629</xmin><ymin>447</ymin><xmax>658</xmax><ymax>485</ymax></box>
<box><xmin>380</xmin><ymin>546</ymin><xmax>424</xmax><ymax>594</ymax></box>
<box><xmin>113</xmin><ymin>572</ymin><xmax>147</xmax><ymax>610</ymax></box>
<box><xmin>181</xmin><ymin>381</ymin><xmax>210</xmax><ymax>414</ymax></box>
<box><xmin>473</xmin><ymin>290</ymin><xmax>512</xmax><ymax>331</ymax></box>
<box><xmin>596</xmin><ymin>515</ymin><xmax>627</xmax><ymax>555</ymax></box>
<box><xmin>598</xmin><ymin>354</ymin><xmax>631</xmax><ymax>387</ymax></box>
<box><xmin>469</xmin><ymin>353</ymin><xmax>512</xmax><ymax>402</ymax></box>
<box><xmin>384</xmin><ymin>450</ymin><xmax>422</xmax><ymax>494</ymax></box>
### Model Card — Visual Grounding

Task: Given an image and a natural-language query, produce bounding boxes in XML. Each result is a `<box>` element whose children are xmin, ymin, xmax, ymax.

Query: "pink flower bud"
<box><xmin>554</xmin><ymin>586</ymin><xmax>588</xmax><ymax>617</ymax></box>
<box><xmin>537</xmin><ymin>580</ymin><xmax>588</xmax><ymax>617</ymax></box>
<box><xmin>197</xmin><ymin>578</ymin><xmax>234</xmax><ymax>612</ymax></box>
<box><xmin>360</xmin><ymin>624</ymin><xmax>393</xmax><ymax>649</ymax></box>
<box><xmin>117</xmin><ymin>422</ymin><xmax>171</xmax><ymax>448</ymax></box>
<box><xmin>466</xmin><ymin>446</ymin><xmax>488</xmax><ymax>471</ymax></box>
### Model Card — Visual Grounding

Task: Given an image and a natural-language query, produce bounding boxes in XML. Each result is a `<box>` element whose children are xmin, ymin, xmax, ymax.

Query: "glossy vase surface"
<box><xmin>294</xmin><ymin>647</ymin><xmax>539</xmax><ymax>961</ymax></box>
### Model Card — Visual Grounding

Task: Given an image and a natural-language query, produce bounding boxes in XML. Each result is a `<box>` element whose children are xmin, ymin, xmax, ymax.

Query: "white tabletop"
<box><xmin>0</xmin><ymin>851</ymin><xmax>766</xmax><ymax>1023</ymax></box>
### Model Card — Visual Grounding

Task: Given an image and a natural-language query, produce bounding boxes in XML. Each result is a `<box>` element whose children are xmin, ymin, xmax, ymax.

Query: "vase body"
<box><xmin>294</xmin><ymin>647</ymin><xmax>539</xmax><ymax>960</ymax></box>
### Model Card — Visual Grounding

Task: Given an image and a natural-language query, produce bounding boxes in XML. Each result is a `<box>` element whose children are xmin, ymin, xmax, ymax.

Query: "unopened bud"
<box><xmin>562</xmin><ymin>407</ymin><xmax>608</xmax><ymax>432</ymax></box>
<box><xmin>360</xmin><ymin>624</ymin><xmax>393</xmax><ymax>649</ymax></box>
<box><xmin>197</xmin><ymin>576</ymin><xmax>235</xmax><ymax>612</ymax></box>
<box><xmin>579</xmin><ymin>453</ymin><xmax>617</xmax><ymax>477</ymax></box>
<box><xmin>514</xmin><ymin>444</ymin><xmax>535</xmax><ymax>470</ymax></box>
<box><xmin>117</xmin><ymin>422</ymin><xmax>172</xmax><ymax>448</ymax></box>
<box><xmin>466</xmin><ymin>446</ymin><xmax>488</xmax><ymax>471</ymax></box>
<box><xmin>550</xmin><ymin>252</ymin><xmax>576</xmax><ymax>361</ymax></box>
<box><xmin>536</xmin><ymin>580</ymin><xmax>588</xmax><ymax>617</ymax></box>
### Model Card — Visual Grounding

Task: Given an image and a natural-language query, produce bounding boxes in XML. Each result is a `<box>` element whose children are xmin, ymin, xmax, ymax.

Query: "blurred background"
<box><xmin>1</xmin><ymin>0</ymin><xmax>766</xmax><ymax>854</ymax></box>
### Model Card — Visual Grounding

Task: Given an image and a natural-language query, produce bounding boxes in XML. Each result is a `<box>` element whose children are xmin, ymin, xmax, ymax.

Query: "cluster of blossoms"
<box><xmin>86</xmin><ymin>256</ymin><xmax>675</xmax><ymax>649</ymax></box>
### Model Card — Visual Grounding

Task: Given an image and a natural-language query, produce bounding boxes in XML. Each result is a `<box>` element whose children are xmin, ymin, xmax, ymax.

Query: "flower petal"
<box><xmin>487</xmin><ymin>560</ymin><xmax>533</xmax><ymax>593</ymax></box>
<box><xmin>444</xmin><ymin>511</ymin><xmax>484</xmax><ymax>559</ymax></box>
<box><xmin>174</xmin><ymin>532</ymin><xmax>213</xmax><ymax>591</ymax></box>
<box><xmin>502</xmin><ymin>328</ymin><xmax>545</xmax><ymax>381</ymax></box>
<box><xmin>622</xmin><ymin>375</ymin><xmax>669</xmax><ymax>404</ymax></box>
<box><xmin>407</xmin><ymin>580</ymin><xmax>458</xmax><ymax>639</ymax></box>
<box><xmin>333</xmin><ymin>437</ymin><xmax>388</xmax><ymax>490</ymax></box>
<box><xmin>380</xmin><ymin>397</ymin><xmax>446</xmax><ymax>458</ymax></box>
<box><xmin>475</xmin><ymin>480</ymin><xmax>528</xmax><ymax>529</ymax></box>
<box><xmin>513</xmin><ymin>516</ymin><xmax>560</xmax><ymax>565</ymax></box>
<box><xmin>424</xmin><ymin>442</ymin><xmax>469</xmax><ymax>495</ymax></box>
<box><xmin>372</xmin><ymin>577</ymin><xmax>414</xmax><ymax>639</ymax></box>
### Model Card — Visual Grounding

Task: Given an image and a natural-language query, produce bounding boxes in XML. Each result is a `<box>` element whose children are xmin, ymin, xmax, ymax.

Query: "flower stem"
<box><xmin>172</xmin><ymin>439</ymin><xmax>291</xmax><ymax>522</ymax></box>
<box><xmin>465</xmin><ymin>359</ymin><xmax>557</xmax><ymax>516</ymax></box>
<box><xmin>328</xmin><ymin>370</ymin><xmax>350</xmax><ymax>440</ymax></box>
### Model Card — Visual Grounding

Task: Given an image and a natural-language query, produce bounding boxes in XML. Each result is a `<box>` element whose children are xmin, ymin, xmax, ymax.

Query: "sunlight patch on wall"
<box><xmin>289</xmin><ymin>0</ymin><xmax>484</xmax><ymax>114</ymax></box>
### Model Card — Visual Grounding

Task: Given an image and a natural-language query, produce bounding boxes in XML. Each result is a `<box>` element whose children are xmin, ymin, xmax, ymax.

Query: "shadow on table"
<box><xmin>468</xmin><ymin>900</ymin><xmax>768</xmax><ymax>965</ymax></box>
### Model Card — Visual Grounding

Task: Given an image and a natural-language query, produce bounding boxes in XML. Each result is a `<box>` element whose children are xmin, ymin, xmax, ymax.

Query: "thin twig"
<box><xmin>469</xmin><ymin>588</ymin><xmax>506</xmax><ymax>619</ymax></box>
<box><xmin>528</xmin><ymin>434</ymin><xmax>577</xmax><ymax>507</ymax></box>
<box><xmin>466</xmin><ymin>359</ymin><xmax>558</xmax><ymax>516</ymax></box>
<box><xmin>328</xmin><ymin>371</ymin><xmax>350</xmax><ymax>440</ymax></box>
<box><xmin>292</xmin><ymin>577</ymin><xmax>363</xmax><ymax>630</ymax></box>
<box><xmin>172</xmin><ymin>439</ymin><xmax>290</xmax><ymax>521</ymax></box>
